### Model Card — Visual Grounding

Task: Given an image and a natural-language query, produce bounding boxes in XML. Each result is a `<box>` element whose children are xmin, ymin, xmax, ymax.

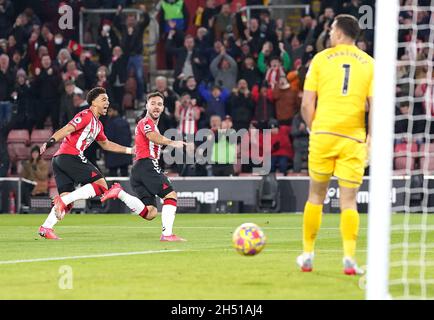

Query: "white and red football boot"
<box><xmin>38</xmin><ymin>226</ymin><xmax>61</xmax><ymax>240</ymax></box>
<box><xmin>160</xmin><ymin>234</ymin><xmax>187</xmax><ymax>242</ymax></box>
<box><xmin>100</xmin><ymin>183</ymin><xmax>123</xmax><ymax>202</ymax></box>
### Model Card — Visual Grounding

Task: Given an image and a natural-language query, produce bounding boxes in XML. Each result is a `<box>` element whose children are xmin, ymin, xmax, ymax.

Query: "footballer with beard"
<box><xmin>101</xmin><ymin>91</ymin><xmax>188</xmax><ymax>241</ymax></box>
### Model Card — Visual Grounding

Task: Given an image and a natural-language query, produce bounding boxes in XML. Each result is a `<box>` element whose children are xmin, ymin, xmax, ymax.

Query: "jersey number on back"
<box><xmin>342</xmin><ymin>64</ymin><xmax>351</xmax><ymax>96</ymax></box>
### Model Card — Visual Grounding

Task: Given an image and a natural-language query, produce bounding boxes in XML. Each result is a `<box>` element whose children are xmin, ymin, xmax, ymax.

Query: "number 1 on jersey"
<box><xmin>342</xmin><ymin>64</ymin><xmax>351</xmax><ymax>95</ymax></box>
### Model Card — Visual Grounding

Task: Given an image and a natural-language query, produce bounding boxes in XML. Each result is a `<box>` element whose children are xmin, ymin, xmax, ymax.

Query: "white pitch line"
<box><xmin>41</xmin><ymin>226</ymin><xmax>368</xmax><ymax>230</ymax></box>
<box><xmin>0</xmin><ymin>249</ymin><xmax>184</xmax><ymax>265</ymax></box>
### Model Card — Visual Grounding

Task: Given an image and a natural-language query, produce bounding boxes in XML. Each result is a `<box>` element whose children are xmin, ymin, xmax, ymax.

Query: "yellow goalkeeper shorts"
<box><xmin>308</xmin><ymin>133</ymin><xmax>367</xmax><ymax>188</ymax></box>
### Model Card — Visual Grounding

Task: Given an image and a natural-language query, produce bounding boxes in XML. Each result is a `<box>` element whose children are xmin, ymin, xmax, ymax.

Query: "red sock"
<box><xmin>163</xmin><ymin>198</ymin><xmax>177</xmax><ymax>207</ymax></box>
<box><xmin>92</xmin><ymin>183</ymin><xmax>107</xmax><ymax>196</ymax></box>
<box><xmin>139</xmin><ymin>206</ymin><xmax>149</xmax><ymax>219</ymax></box>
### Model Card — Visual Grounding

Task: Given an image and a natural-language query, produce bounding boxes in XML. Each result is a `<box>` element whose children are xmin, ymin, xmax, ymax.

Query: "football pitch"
<box><xmin>0</xmin><ymin>213</ymin><xmax>433</xmax><ymax>300</ymax></box>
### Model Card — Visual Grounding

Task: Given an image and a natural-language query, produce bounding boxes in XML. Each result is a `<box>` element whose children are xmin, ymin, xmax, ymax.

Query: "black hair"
<box><xmin>86</xmin><ymin>87</ymin><xmax>106</xmax><ymax>105</ymax></box>
<box><xmin>334</xmin><ymin>14</ymin><xmax>361</xmax><ymax>40</ymax></box>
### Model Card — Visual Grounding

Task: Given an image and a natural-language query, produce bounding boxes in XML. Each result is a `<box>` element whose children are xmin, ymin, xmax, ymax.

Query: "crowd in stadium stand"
<box><xmin>10</xmin><ymin>0</ymin><xmax>432</xmax><ymax>182</ymax></box>
<box><xmin>394</xmin><ymin>0</ymin><xmax>433</xmax><ymax>174</ymax></box>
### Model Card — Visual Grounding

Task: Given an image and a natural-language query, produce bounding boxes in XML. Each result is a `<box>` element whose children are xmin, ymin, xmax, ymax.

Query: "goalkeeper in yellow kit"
<box><xmin>297</xmin><ymin>15</ymin><xmax>374</xmax><ymax>275</ymax></box>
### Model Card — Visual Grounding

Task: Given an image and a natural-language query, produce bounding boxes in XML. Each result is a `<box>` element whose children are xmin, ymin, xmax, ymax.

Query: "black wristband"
<box><xmin>46</xmin><ymin>137</ymin><xmax>56</xmax><ymax>148</ymax></box>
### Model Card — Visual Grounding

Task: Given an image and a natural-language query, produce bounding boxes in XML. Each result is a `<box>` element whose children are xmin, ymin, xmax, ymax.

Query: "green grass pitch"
<box><xmin>0</xmin><ymin>213</ymin><xmax>433</xmax><ymax>299</ymax></box>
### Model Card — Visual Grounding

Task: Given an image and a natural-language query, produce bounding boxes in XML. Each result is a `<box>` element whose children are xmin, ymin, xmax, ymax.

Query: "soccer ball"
<box><xmin>232</xmin><ymin>223</ymin><xmax>266</xmax><ymax>256</ymax></box>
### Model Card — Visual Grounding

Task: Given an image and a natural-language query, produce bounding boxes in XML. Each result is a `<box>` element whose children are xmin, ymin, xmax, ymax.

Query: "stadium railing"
<box><xmin>239</xmin><ymin>4</ymin><xmax>311</xmax><ymax>22</ymax></box>
<box><xmin>1</xmin><ymin>175</ymin><xmax>428</xmax><ymax>215</ymax></box>
<box><xmin>79</xmin><ymin>7</ymin><xmax>160</xmax><ymax>79</ymax></box>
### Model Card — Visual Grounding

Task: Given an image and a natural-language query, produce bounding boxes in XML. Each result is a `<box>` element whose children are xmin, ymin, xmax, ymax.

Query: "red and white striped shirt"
<box><xmin>54</xmin><ymin>109</ymin><xmax>107</xmax><ymax>157</ymax></box>
<box><xmin>135</xmin><ymin>116</ymin><xmax>161</xmax><ymax>160</ymax></box>
<box><xmin>178</xmin><ymin>105</ymin><xmax>200</xmax><ymax>135</ymax></box>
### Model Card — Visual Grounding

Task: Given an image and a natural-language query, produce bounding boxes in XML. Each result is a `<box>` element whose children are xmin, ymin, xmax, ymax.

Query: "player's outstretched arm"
<box><xmin>146</xmin><ymin>131</ymin><xmax>186</xmax><ymax>149</ymax></box>
<box><xmin>39</xmin><ymin>124</ymin><xmax>76</xmax><ymax>155</ymax></box>
<box><xmin>301</xmin><ymin>90</ymin><xmax>317</xmax><ymax>130</ymax></box>
<box><xmin>97</xmin><ymin>140</ymin><xmax>133</xmax><ymax>154</ymax></box>
<box><xmin>365</xmin><ymin>96</ymin><xmax>373</xmax><ymax>167</ymax></box>
<box><xmin>366</xmin><ymin>96</ymin><xmax>373</xmax><ymax>143</ymax></box>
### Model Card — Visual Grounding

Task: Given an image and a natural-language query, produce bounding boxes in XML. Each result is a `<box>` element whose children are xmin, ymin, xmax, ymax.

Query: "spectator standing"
<box><xmin>166</xmin><ymin>32</ymin><xmax>206</xmax><ymax>88</ymax></box>
<box><xmin>154</xmin><ymin>75</ymin><xmax>179</xmax><ymax>133</ymax></box>
<box><xmin>227</xmin><ymin>79</ymin><xmax>255</xmax><ymax>131</ymax></box>
<box><xmin>243</xmin><ymin>18</ymin><xmax>266</xmax><ymax>58</ymax></box>
<box><xmin>0</xmin><ymin>53</ymin><xmax>14</xmax><ymax>127</ymax></box>
<box><xmin>10</xmin><ymin>68</ymin><xmax>32</xmax><ymax>130</ymax></box>
<box><xmin>9</xmin><ymin>49</ymin><xmax>27</xmax><ymax>75</ymax></box>
<box><xmin>198</xmin><ymin>83</ymin><xmax>230</xmax><ymax>121</ymax></box>
<box><xmin>288</xmin><ymin>24</ymin><xmax>316</xmax><ymax>69</ymax></box>
<box><xmin>210</xmin><ymin>46</ymin><xmax>238</xmax><ymax>92</ymax></box>
<box><xmin>72</xmin><ymin>92</ymin><xmax>88</xmax><ymax>114</ymax></box>
<box><xmin>291</xmin><ymin>112</ymin><xmax>309</xmax><ymax>173</ymax></box>
<box><xmin>59</xmin><ymin>80</ymin><xmax>77</xmax><ymax>127</ymax></box>
<box><xmin>270</xmin><ymin>120</ymin><xmax>293</xmax><ymax>175</ymax></box>
<box><xmin>96</xmin><ymin>20</ymin><xmax>120</xmax><ymax>66</ymax></box>
<box><xmin>11</xmin><ymin>13</ymin><xmax>31</xmax><ymax>50</ymax></box>
<box><xmin>104</xmin><ymin>106</ymin><xmax>132</xmax><ymax>177</ymax></box>
<box><xmin>108</xmin><ymin>46</ymin><xmax>128</xmax><ymax>113</ymax></box>
<box><xmin>78</xmin><ymin>51</ymin><xmax>99</xmax><ymax>90</ymax></box>
<box><xmin>0</xmin><ymin>129</ymin><xmax>8</xmax><ymax>176</ymax></box>
<box><xmin>213</xmin><ymin>3</ymin><xmax>235</xmax><ymax>41</ymax></box>
<box><xmin>114</xmin><ymin>4</ymin><xmax>150</xmax><ymax>103</ymax></box>
<box><xmin>0</xmin><ymin>0</ymin><xmax>14</xmax><ymax>40</ymax></box>
<box><xmin>252</xmin><ymin>81</ymin><xmax>275</xmax><ymax>129</ymax></box>
<box><xmin>175</xmin><ymin>93</ymin><xmax>201</xmax><ymax>138</ymax></box>
<box><xmin>211</xmin><ymin>116</ymin><xmax>236</xmax><ymax>176</ymax></box>
<box><xmin>258</xmin><ymin>42</ymin><xmax>292</xmax><ymax>88</ymax></box>
<box><xmin>159</xmin><ymin>0</ymin><xmax>189</xmax><ymax>34</ymax></box>
<box><xmin>238</xmin><ymin>55</ymin><xmax>262</xmax><ymax>90</ymax></box>
<box><xmin>21</xmin><ymin>145</ymin><xmax>49</xmax><ymax>196</ymax></box>
<box><xmin>197</xmin><ymin>0</ymin><xmax>220</xmax><ymax>30</ymax></box>
<box><xmin>273</xmin><ymin>76</ymin><xmax>300</xmax><ymax>125</ymax></box>
<box><xmin>62</xmin><ymin>60</ymin><xmax>85</xmax><ymax>90</ymax></box>
<box><xmin>55</xmin><ymin>48</ymin><xmax>71</xmax><ymax>72</ymax></box>
<box><xmin>53</xmin><ymin>32</ymin><xmax>67</xmax><ymax>56</ymax></box>
<box><xmin>94</xmin><ymin>65</ymin><xmax>113</xmax><ymax>99</ymax></box>
<box><xmin>176</xmin><ymin>76</ymin><xmax>202</xmax><ymax>105</ymax></box>
<box><xmin>32</xmin><ymin>54</ymin><xmax>61</xmax><ymax>130</ymax></box>
<box><xmin>194</xmin><ymin>27</ymin><xmax>212</xmax><ymax>58</ymax></box>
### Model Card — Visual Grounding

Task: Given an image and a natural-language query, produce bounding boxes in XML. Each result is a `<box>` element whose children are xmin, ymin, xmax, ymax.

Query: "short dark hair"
<box><xmin>86</xmin><ymin>87</ymin><xmax>106</xmax><ymax>105</ymax></box>
<box><xmin>334</xmin><ymin>14</ymin><xmax>360</xmax><ymax>40</ymax></box>
<box><xmin>146</xmin><ymin>91</ymin><xmax>165</xmax><ymax>101</ymax></box>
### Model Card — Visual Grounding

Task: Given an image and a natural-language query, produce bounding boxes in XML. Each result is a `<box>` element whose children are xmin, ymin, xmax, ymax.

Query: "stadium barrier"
<box><xmin>0</xmin><ymin>176</ymin><xmax>428</xmax><ymax>214</ymax></box>
<box><xmin>239</xmin><ymin>3</ymin><xmax>310</xmax><ymax>22</ymax></box>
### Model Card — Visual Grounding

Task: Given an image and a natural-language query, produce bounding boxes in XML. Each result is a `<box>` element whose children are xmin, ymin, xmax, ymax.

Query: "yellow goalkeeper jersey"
<box><xmin>304</xmin><ymin>44</ymin><xmax>374</xmax><ymax>142</ymax></box>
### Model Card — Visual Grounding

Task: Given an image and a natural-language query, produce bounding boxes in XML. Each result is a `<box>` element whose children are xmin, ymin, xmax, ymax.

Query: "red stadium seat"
<box><xmin>394</xmin><ymin>142</ymin><xmax>418</xmax><ymax>174</ymax></box>
<box><xmin>7</xmin><ymin>143</ymin><xmax>30</xmax><ymax>161</ymax></box>
<box><xmin>419</xmin><ymin>143</ymin><xmax>434</xmax><ymax>173</ymax></box>
<box><xmin>7</xmin><ymin>130</ymin><xmax>30</xmax><ymax>145</ymax></box>
<box><xmin>41</xmin><ymin>142</ymin><xmax>60</xmax><ymax>160</ymax></box>
<box><xmin>30</xmin><ymin>129</ymin><xmax>53</xmax><ymax>144</ymax></box>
